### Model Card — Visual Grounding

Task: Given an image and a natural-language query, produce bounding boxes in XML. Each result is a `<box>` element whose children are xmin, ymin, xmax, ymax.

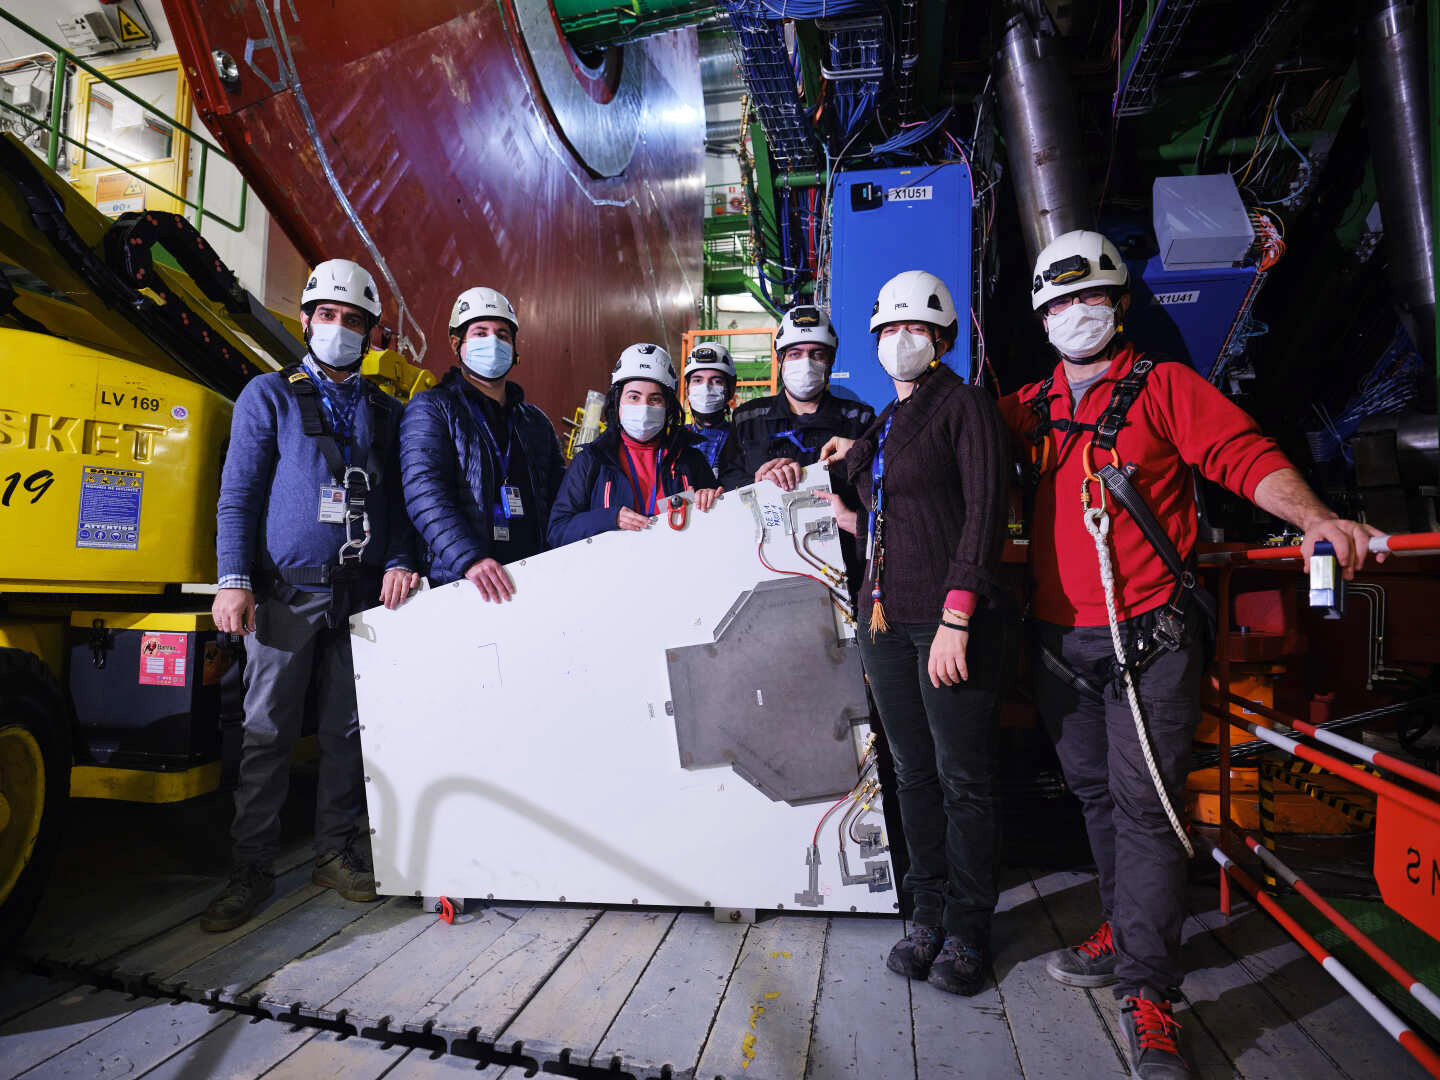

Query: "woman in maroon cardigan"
<box><xmin>819</xmin><ymin>270</ymin><xmax>1011</xmax><ymax>996</ymax></box>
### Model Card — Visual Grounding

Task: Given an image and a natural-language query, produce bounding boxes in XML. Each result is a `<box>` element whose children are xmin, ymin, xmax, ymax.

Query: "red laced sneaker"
<box><xmin>1121</xmin><ymin>994</ymin><xmax>1189</xmax><ymax>1079</ymax></box>
<box><xmin>1046</xmin><ymin>920</ymin><xmax>1119</xmax><ymax>987</ymax></box>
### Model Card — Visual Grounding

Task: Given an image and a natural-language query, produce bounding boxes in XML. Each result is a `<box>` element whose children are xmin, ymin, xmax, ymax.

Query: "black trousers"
<box><xmin>857</xmin><ymin>612</ymin><xmax>1007</xmax><ymax>943</ymax></box>
<box><xmin>1032</xmin><ymin>606</ymin><xmax>1204</xmax><ymax>996</ymax></box>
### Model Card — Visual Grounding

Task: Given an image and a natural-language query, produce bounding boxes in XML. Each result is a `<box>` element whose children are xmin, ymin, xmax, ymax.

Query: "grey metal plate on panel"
<box><xmin>668</xmin><ymin>577</ymin><xmax>868</xmax><ymax>805</ymax></box>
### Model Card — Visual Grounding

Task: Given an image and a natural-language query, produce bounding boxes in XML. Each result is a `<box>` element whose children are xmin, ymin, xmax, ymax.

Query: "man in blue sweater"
<box><xmin>400</xmin><ymin>286</ymin><xmax>566</xmax><ymax>598</ymax></box>
<box><xmin>204</xmin><ymin>259</ymin><xmax>419</xmax><ymax>932</ymax></box>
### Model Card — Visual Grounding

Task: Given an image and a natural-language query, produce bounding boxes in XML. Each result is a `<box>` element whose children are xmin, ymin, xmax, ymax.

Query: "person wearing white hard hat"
<box><xmin>400</xmin><ymin>287</ymin><xmax>566</xmax><ymax>601</ymax></box>
<box><xmin>998</xmin><ymin>229</ymin><xmax>1381</xmax><ymax>1079</ymax></box>
<box><xmin>547</xmin><ymin>344</ymin><xmax>719</xmax><ymax>546</ymax></box>
<box><xmin>817</xmin><ymin>270</ymin><xmax>1011</xmax><ymax>997</ymax></box>
<box><xmin>731</xmin><ymin>305</ymin><xmax>875</xmax><ymax>492</ymax></box>
<box><xmin>207</xmin><ymin>258</ymin><xmax>420</xmax><ymax>933</ymax></box>
<box><xmin>683</xmin><ymin>341</ymin><xmax>748</xmax><ymax>490</ymax></box>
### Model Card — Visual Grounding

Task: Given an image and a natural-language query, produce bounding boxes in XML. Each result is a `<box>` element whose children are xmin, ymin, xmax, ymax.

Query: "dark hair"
<box><xmin>605</xmin><ymin>379</ymin><xmax>684</xmax><ymax>435</ymax></box>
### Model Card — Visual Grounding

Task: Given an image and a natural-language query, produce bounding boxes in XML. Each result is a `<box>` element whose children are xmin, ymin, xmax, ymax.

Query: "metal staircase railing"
<box><xmin>0</xmin><ymin>8</ymin><xmax>248</xmax><ymax>233</ymax></box>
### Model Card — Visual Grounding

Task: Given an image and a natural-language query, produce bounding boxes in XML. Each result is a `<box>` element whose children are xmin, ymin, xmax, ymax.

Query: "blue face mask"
<box><xmin>462</xmin><ymin>335</ymin><xmax>515</xmax><ymax>380</ymax></box>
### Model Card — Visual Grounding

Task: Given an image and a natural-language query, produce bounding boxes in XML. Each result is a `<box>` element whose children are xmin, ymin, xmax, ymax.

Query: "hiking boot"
<box><xmin>313</xmin><ymin>838</ymin><xmax>378</xmax><ymax>902</ymax></box>
<box><xmin>1047</xmin><ymin>920</ymin><xmax>1119</xmax><ymax>987</ymax></box>
<box><xmin>1120</xmin><ymin>990</ymin><xmax>1190</xmax><ymax>1079</ymax></box>
<box><xmin>927</xmin><ymin>936</ymin><xmax>988</xmax><ymax>996</ymax></box>
<box><xmin>885</xmin><ymin>925</ymin><xmax>944</xmax><ymax>979</ymax></box>
<box><xmin>201</xmin><ymin>863</ymin><xmax>275</xmax><ymax>933</ymax></box>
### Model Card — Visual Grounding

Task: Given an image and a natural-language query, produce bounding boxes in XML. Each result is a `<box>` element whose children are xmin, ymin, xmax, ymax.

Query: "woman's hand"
<box><xmin>695</xmin><ymin>488</ymin><xmax>720</xmax><ymax>512</ymax></box>
<box><xmin>818</xmin><ymin>436</ymin><xmax>855</xmax><ymax>465</ymax></box>
<box><xmin>818</xmin><ymin>491</ymin><xmax>857</xmax><ymax>535</ymax></box>
<box><xmin>755</xmin><ymin>457</ymin><xmax>802</xmax><ymax>491</ymax></box>
<box><xmin>617</xmin><ymin>507</ymin><xmax>652</xmax><ymax>531</ymax></box>
<box><xmin>927</xmin><ymin>625</ymin><xmax>969</xmax><ymax>688</ymax></box>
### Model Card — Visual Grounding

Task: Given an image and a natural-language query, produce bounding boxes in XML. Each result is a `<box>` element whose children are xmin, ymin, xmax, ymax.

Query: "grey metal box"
<box><xmin>1152</xmin><ymin>174</ymin><xmax>1255</xmax><ymax>270</ymax></box>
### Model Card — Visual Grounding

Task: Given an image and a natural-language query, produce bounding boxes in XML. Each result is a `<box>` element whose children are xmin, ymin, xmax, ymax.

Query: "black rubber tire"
<box><xmin>0</xmin><ymin>647</ymin><xmax>71</xmax><ymax>958</ymax></box>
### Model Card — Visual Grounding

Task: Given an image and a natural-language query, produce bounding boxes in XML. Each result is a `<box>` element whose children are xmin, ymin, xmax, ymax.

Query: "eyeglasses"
<box><xmin>1043</xmin><ymin>287</ymin><xmax>1113</xmax><ymax>317</ymax></box>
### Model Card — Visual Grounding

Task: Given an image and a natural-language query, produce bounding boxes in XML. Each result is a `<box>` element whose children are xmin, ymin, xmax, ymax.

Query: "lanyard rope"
<box><xmin>1081</xmin><ymin>461</ymin><xmax>1195</xmax><ymax>858</ymax></box>
<box><xmin>620</xmin><ymin>442</ymin><xmax>661</xmax><ymax>516</ymax></box>
<box><xmin>866</xmin><ymin>412</ymin><xmax>896</xmax><ymax>638</ymax></box>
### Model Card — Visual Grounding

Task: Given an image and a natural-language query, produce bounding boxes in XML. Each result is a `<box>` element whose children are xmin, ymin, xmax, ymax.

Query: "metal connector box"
<box><xmin>1153</xmin><ymin>174</ymin><xmax>1255</xmax><ymax>270</ymax></box>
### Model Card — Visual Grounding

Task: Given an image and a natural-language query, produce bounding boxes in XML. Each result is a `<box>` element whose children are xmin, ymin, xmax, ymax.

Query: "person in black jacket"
<box><xmin>683</xmin><ymin>341</ymin><xmax>748</xmax><ymax>491</ymax></box>
<box><xmin>400</xmin><ymin>287</ymin><xmax>566</xmax><ymax>600</ymax></box>
<box><xmin>819</xmin><ymin>271</ymin><xmax>1010</xmax><ymax>998</ymax></box>
<box><xmin>548</xmin><ymin>344</ymin><xmax>719</xmax><ymax>547</ymax></box>
<box><xmin>731</xmin><ymin>305</ymin><xmax>875</xmax><ymax>492</ymax></box>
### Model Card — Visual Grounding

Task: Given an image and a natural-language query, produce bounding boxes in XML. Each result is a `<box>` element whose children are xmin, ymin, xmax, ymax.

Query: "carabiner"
<box><xmin>668</xmin><ymin>494</ymin><xmax>689</xmax><ymax>531</ymax></box>
<box><xmin>1081</xmin><ymin>440</ymin><xmax>1120</xmax><ymax>481</ymax></box>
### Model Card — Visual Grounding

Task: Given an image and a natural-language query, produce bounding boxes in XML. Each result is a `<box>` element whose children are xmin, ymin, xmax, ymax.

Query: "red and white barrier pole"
<box><xmin>1241</xmin><ymin>833</ymin><xmax>1440</xmax><ymax>1026</ymax></box>
<box><xmin>1198</xmin><ymin>531</ymin><xmax>1440</xmax><ymax>565</ymax></box>
<box><xmin>1206</xmin><ymin>838</ymin><xmax>1440</xmax><ymax>1078</ymax></box>
<box><xmin>1238</xmin><ymin>719</ymin><xmax>1440</xmax><ymax>825</ymax></box>
<box><xmin>1224</xmin><ymin>692</ymin><xmax>1440</xmax><ymax>798</ymax></box>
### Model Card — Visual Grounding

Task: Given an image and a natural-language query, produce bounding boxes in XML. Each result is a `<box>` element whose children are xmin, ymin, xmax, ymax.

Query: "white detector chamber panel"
<box><xmin>350</xmin><ymin>467</ymin><xmax>896</xmax><ymax>913</ymax></box>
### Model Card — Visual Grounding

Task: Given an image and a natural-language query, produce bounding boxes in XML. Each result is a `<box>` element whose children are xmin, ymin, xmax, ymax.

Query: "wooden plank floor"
<box><xmin>7</xmin><ymin>859</ymin><xmax>1432</xmax><ymax>1080</ymax></box>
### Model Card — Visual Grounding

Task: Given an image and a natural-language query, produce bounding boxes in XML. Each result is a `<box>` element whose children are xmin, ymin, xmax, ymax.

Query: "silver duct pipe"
<box><xmin>706</xmin><ymin>118</ymin><xmax>744</xmax><ymax>145</ymax></box>
<box><xmin>1358</xmin><ymin>0</ymin><xmax>1434</xmax><ymax>363</ymax></box>
<box><xmin>700</xmin><ymin>33</ymin><xmax>746</xmax><ymax>102</ymax></box>
<box><xmin>993</xmin><ymin>11</ymin><xmax>1090</xmax><ymax>270</ymax></box>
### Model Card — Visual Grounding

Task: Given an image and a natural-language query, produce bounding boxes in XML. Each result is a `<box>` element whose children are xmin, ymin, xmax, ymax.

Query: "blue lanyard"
<box><xmin>620</xmin><ymin>442</ymin><xmax>661</xmax><ymax>515</ymax></box>
<box><xmin>315</xmin><ymin>381</ymin><xmax>360</xmax><ymax>465</ymax></box>
<box><xmin>773</xmin><ymin>428</ymin><xmax>809</xmax><ymax>455</ymax></box>
<box><xmin>464</xmin><ymin>394</ymin><xmax>518</xmax><ymax>484</ymax></box>
<box><xmin>866</xmin><ymin>412</ymin><xmax>895</xmax><ymax>551</ymax></box>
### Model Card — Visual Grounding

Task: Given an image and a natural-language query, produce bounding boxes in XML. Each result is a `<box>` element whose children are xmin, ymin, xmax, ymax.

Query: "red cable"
<box><xmin>757</xmin><ymin>539</ymin><xmax>832</xmax><ymax>593</ymax></box>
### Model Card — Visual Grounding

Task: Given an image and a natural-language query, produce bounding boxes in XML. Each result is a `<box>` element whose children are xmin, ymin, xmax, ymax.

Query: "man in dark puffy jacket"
<box><xmin>400</xmin><ymin>287</ymin><xmax>566</xmax><ymax>600</ymax></box>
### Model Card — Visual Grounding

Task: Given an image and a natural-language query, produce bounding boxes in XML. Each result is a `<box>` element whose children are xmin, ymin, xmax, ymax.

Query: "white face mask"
<box><xmin>308</xmin><ymin>322</ymin><xmax>366</xmax><ymax>369</ymax></box>
<box><xmin>877</xmin><ymin>329</ymin><xmax>936</xmax><ymax>381</ymax></box>
<box><xmin>1047</xmin><ymin>301</ymin><xmax>1117</xmax><ymax>360</ymax></box>
<box><xmin>462</xmin><ymin>335</ymin><xmax>515</xmax><ymax>380</ymax></box>
<box><xmin>689</xmin><ymin>382</ymin><xmax>728</xmax><ymax>416</ymax></box>
<box><xmin>619</xmin><ymin>402</ymin><xmax>667</xmax><ymax>442</ymax></box>
<box><xmin>782</xmin><ymin>357</ymin><xmax>828</xmax><ymax>401</ymax></box>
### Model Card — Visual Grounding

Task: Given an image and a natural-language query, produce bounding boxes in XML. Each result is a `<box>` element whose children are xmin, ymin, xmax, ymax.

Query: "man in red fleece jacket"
<box><xmin>998</xmin><ymin>230</ymin><xmax>1381</xmax><ymax>1080</ymax></box>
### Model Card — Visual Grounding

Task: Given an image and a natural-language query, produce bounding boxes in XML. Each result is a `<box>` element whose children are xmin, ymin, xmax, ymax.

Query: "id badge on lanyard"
<box><xmin>318</xmin><ymin>484</ymin><xmax>346</xmax><ymax>523</ymax></box>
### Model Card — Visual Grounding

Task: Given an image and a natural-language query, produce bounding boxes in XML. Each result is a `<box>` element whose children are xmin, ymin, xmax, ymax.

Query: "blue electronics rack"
<box><xmin>828</xmin><ymin>164</ymin><xmax>972</xmax><ymax>408</ymax></box>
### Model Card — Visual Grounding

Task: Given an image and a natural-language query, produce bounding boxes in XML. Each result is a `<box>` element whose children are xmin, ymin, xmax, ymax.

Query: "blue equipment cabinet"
<box><xmin>828</xmin><ymin>164</ymin><xmax>972</xmax><ymax>408</ymax></box>
<box><xmin>1126</xmin><ymin>255</ymin><xmax>1257</xmax><ymax>380</ymax></box>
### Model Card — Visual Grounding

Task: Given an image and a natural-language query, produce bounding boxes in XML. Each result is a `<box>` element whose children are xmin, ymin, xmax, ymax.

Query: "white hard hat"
<box><xmin>775</xmin><ymin>305</ymin><xmax>838</xmax><ymax>355</ymax></box>
<box><xmin>450</xmin><ymin>286</ymin><xmax>518</xmax><ymax>336</ymax></box>
<box><xmin>869</xmin><ymin>270</ymin><xmax>958</xmax><ymax>334</ymax></box>
<box><xmin>611</xmin><ymin>343</ymin><xmax>678</xmax><ymax>391</ymax></box>
<box><xmin>685</xmin><ymin>342</ymin><xmax>736</xmax><ymax>381</ymax></box>
<box><xmin>1031</xmin><ymin>230</ymin><xmax>1129</xmax><ymax>311</ymax></box>
<box><xmin>302</xmin><ymin>259</ymin><xmax>381</xmax><ymax>319</ymax></box>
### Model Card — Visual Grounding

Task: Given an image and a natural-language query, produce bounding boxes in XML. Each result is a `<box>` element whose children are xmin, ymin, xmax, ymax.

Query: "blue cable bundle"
<box><xmin>1307</xmin><ymin>323</ymin><xmax>1425</xmax><ymax>465</ymax></box>
<box><xmin>869</xmin><ymin>105</ymin><xmax>952</xmax><ymax>156</ymax></box>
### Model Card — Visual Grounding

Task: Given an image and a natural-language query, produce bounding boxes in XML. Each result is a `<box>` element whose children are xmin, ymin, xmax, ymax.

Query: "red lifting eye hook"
<box><xmin>439</xmin><ymin>897</ymin><xmax>456</xmax><ymax>924</ymax></box>
<box><xmin>668</xmin><ymin>494</ymin><xmax>689</xmax><ymax>531</ymax></box>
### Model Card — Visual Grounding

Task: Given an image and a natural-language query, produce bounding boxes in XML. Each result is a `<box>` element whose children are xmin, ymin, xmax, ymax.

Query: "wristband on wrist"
<box><xmin>940</xmin><ymin>618</ymin><xmax>970</xmax><ymax>632</ymax></box>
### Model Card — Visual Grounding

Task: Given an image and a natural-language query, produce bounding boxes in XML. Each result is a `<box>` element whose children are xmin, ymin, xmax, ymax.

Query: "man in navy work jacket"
<box><xmin>206</xmin><ymin>259</ymin><xmax>419</xmax><ymax>933</ymax></box>
<box><xmin>731</xmin><ymin>305</ymin><xmax>875</xmax><ymax>490</ymax></box>
<box><xmin>400</xmin><ymin>286</ymin><xmax>566</xmax><ymax>601</ymax></box>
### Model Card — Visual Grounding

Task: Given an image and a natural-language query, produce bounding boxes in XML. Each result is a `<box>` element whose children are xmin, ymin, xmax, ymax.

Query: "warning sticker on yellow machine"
<box><xmin>76</xmin><ymin>465</ymin><xmax>143</xmax><ymax>549</ymax></box>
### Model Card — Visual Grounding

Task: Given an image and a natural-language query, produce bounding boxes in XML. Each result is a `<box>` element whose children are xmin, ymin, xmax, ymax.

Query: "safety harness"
<box><xmin>1028</xmin><ymin>354</ymin><xmax>1207</xmax><ymax>857</ymax></box>
<box><xmin>1027</xmin><ymin>355</ymin><xmax>1216</xmax><ymax>659</ymax></box>
<box><xmin>262</xmin><ymin>365</ymin><xmax>393</xmax><ymax>626</ymax></box>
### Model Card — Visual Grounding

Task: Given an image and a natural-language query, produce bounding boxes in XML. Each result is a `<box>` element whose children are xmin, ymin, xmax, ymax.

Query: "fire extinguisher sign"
<box><xmin>138</xmin><ymin>632</ymin><xmax>189</xmax><ymax>688</ymax></box>
<box><xmin>1372</xmin><ymin>795</ymin><xmax>1440</xmax><ymax>941</ymax></box>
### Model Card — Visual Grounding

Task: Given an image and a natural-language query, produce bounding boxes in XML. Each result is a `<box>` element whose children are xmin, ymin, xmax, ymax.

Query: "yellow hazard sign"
<box><xmin>115</xmin><ymin>7</ymin><xmax>149</xmax><ymax>44</ymax></box>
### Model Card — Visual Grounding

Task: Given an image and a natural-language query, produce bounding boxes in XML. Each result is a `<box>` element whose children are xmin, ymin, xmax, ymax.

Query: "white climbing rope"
<box><xmin>1084</xmin><ymin>505</ymin><xmax>1196</xmax><ymax>858</ymax></box>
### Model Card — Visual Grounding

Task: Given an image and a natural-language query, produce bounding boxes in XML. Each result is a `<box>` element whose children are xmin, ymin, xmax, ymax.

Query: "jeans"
<box><xmin>857</xmin><ymin>612</ymin><xmax>1006</xmax><ymax>944</ymax></box>
<box><xmin>231</xmin><ymin>591</ymin><xmax>366</xmax><ymax>869</ymax></box>
<box><xmin>1032</xmin><ymin>606</ymin><xmax>1204</xmax><ymax>995</ymax></box>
